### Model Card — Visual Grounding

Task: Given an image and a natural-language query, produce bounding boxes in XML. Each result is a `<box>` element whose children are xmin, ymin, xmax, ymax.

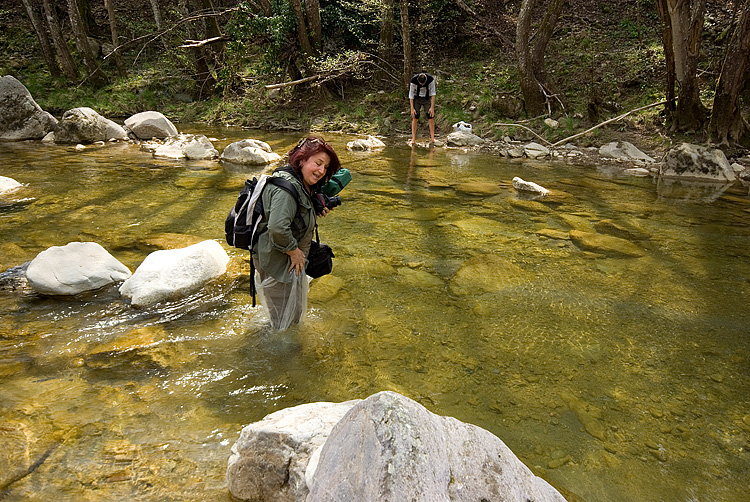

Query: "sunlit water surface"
<box><xmin>1</xmin><ymin>127</ymin><xmax>749</xmax><ymax>501</ymax></box>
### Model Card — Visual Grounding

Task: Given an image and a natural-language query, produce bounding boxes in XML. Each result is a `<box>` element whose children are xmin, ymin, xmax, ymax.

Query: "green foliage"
<box><xmin>321</xmin><ymin>0</ymin><xmax>381</xmax><ymax>48</ymax></box>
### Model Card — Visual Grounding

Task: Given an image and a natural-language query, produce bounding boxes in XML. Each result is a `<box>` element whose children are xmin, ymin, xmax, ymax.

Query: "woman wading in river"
<box><xmin>253</xmin><ymin>136</ymin><xmax>341</xmax><ymax>330</ymax></box>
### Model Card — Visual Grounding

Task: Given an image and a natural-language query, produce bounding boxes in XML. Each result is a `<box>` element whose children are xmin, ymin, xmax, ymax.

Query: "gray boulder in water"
<box><xmin>0</xmin><ymin>76</ymin><xmax>58</xmax><ymax>141</ymax></box>
<box><xmin>124</xmin><ymin>111</ymin><xmax>178</xmax><ymax>140</ymax></box>
<box><xmin>660</xmin><ymin>143</ymin><xmax>736</xmax><ymax>182</ymax></box>
<box><xmin>53</xmin><ymin>107</ymin><xmax>128</xmax><ymax>144</ymax></box>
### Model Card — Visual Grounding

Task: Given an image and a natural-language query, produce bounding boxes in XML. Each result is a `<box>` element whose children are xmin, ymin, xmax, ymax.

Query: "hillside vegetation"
<box><xmin>0</xmin><ymin>0</ymin><xmax>745</xmax><ymax>155</ymax></box>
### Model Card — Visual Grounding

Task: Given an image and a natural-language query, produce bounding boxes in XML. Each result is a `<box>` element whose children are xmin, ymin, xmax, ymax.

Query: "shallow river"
<box><xmin>0</xmin><ymin>127</ymin><xmax>748</xmax><ymax>501</ymax></box>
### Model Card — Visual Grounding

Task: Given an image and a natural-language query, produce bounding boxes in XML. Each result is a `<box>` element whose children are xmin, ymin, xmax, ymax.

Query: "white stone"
<box><xmin>446</xmin><ymin>130</ymin><xmax>485</xmax><ymax>147</ymax></box>
<box><xmin>153</xmin><ymin>133</ymin><xmax>218</xmax><ymax>160</ymax></box>
<box><xmin>221</xmin><ymin>139</ymin><xmax>281</xmax><ymax>164</ymax></box>
<box><xmin>124</xmin><ymin>111</ymin><xmax>178</xmax><ymax>139</ymax></box>
<box><xmin>346</xmin><ymin>135</ymin><xmax>386</xmax><ymax>151</ymax></box>
<box><xmin>544</xmin><ymin>118</ymin><xmax>559</xmax><ymax>128</ymax></box>
<box><xmin>227</xmin><ymin>400</ymin><xmax>359</xmax><ymax>502</ymax></box>
<box><xmin>26</xmin><ymin>242</ymin><xmax>131</xmax><ymax>295</ymax></box>
<box><xmin>0</xmin><ymin>176</ymin><xmax>22</xmax><ymax>194</ymax></box>
<box><xmin>512</xmin><ymin>176</ymin><xmax>550</xmax><ymax>195</ymax></box>
<box><xmin>524</xmin><ymin>142</ymin><xmax>551</xmax><ymax>158</ymax></box>
<box><xmin>452</xmin><ymin>121</ymin><xmax>473</xmax><ymax>133</ymax></box>
<box><xmin>119</xmin><ymin>240</ymin><xmax>229</xmax><ymax>307</ymax></box>
<box><xmin>599</xmin><ymin>141</ymin><xmax>656</xmax><ymax>164</ymax></box>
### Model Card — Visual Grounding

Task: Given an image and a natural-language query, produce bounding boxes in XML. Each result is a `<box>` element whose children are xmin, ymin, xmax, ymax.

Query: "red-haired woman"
<box><xmin>252</xmin><ymin>136</ymin><xmax>341</xmax><ymax>330</ymax></box>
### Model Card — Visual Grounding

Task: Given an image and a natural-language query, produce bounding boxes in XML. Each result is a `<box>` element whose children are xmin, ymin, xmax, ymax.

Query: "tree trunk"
<box><xmin>104</xmin><ymin>0</ymin><xmax>127</xmax><ymax>77</ymax></box>
<box><xmin>41</xmin><ymin>0</ymin><xmax>79</xmax><ymax>81</ymax></box>
<box><xmin>400</xmin><ymin>0</ymin><xmax>412</xmax><ymax>90</ymax></box>
<box><xmin>289</xmin><ymin>0</ymin><xmax>315</xmax><ymax>57</ymax></box>
<box><xmin>67</xmin><ymin>0</ymin><xmax>108</xmax><ymax>85</ymax></box>
<box><xmin>149</xmin><ymin>0</ymin><xmax>163</xmax><ymax>29</ymax></box>
<box><xmin>655</xmin><ymin>0</ymin><xmax>677</xmax><ymax>116</ymax></box>
<box><xmin>377</xmin><ymin>0</ymin><xmax>395</xmax><ymax>83</ymax></box>
<box><xmin>531</xmin><ymin>0</ymin><xmax>566</xmax><ymax>83</ymax></box>
<box><xmin>306</xmin><ymin>0</ymin><xmax>322</xmax><ymax>51</ymax></box>
<box><xmin>656</xmin><ymin>0</ymin><xmax>708</xmax><ymax>131</ymax></box>
<box><xmin>20</xmin><ymin>0</ymin><xmax>61</xmax><ymax>77</ymax></box>
<box><xmin>178</xmin><ymin>0</ymin><xmax>216</xmax><ymax>97</ymax></box>
<box><xmin>516</xmin><ymin>0</ymin><xmax>546</xmax><ymax>116</ymax></box>
<box><xmin>708</xmin><ymin>0</ymin><xmax>750</xmax><ymax>145</ymax></box>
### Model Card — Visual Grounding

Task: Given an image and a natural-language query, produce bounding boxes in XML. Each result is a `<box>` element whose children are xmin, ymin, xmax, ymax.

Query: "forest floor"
<box><xmin>0</xmin><ymin>0</ymin><xmax>745</xmax><ymax>160</ymax></box>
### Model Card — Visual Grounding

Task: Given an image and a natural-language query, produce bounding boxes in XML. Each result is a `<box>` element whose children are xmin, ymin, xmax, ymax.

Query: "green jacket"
<box><xmin>253</xmin><ymin>168</ymin><xmax>316</xmax><ymax>283</ymax></box>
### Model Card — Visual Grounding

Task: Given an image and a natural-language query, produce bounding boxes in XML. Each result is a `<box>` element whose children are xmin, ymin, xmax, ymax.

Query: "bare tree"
<box><xmin>104</xmin><ymin>0</ymin><xmax>127</xmax><ymax>77</ymax></box>
<box><xmin>41</xmin><ymin>0</ymin><xmax>79</xmax><ymax>81</ymax></box>
<box><xmin>516</xmin><ymin>0</ymin><xmax>566</xmax><ymax>116</ymax></box>
<box><xmin>708</xmin><ymin>0</ymin><xmax>750</xmax><ymax>145</ymax></box>
<box><xmin>378</xmin><ymin>0</ymin><xmax>396</xmax><ymax>83</ymax></box>
<box><xmin>67</xmin><ymin>0</ymin><xmax>108</xmax><ymax>85</ymax></box>
<box><xmin>400</xmin><ymin>0</ymin><xmax>412</xmax><ymax>89</ymax></box>
<box><xmin>20</xmin><ymin>0</ymin><xmax>61</xmax><ymax>77</ymax></box>
<box><xmin>656</xmin><ymin>0</ymin><xmax>708</xmax><ymax>131</ymax></box>
<box><xmin>149</xmin><ymin>0</ymin><xmax>163</xmax><ymax>29</ymax></box>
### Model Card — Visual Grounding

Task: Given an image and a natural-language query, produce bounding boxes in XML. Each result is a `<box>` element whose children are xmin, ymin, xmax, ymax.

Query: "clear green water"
<box><xmin>1</xmin><ymin>129</ymin><xmax>748</xmax><ymax>501</ymax></box>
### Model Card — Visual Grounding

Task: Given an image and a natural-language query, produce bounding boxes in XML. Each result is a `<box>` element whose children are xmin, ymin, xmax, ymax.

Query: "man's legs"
<box><xmin>410</xmin><ymin>116</ymin><xmax>418</xmax><ymax>145</ymax></box>
<box><xmin>428</xmin><ymin>117</ymin><xmax>435</xmax><ymax>142</ymax></box>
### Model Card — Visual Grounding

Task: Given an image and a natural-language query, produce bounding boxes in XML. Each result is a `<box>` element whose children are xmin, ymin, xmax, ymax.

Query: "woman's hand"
<box><xmin>287</xmin><ymin>247</ymin><xmax>305</xmax><ymax>275</ymax></box>
<box><xmin>318</xmin><ymin>207</ymin><xmax>330</xmax><ymax>217</ymax></box>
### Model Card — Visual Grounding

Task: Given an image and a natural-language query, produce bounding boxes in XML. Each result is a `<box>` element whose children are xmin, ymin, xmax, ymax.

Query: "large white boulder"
<box><xmin>153</xmin><ymin>133</ymin><xmax>219</xmax><ymax>160</ymax></box>
<box><xmin>53</xmin><ymin>107</ymin><xmax>128</xmax><ymax>144</ymax></box>
<box><xmin>660</xmin><ymin>143</ymin><xmax>736</xmax><ymax>182</ymax></box>
<box><xmin>0</xmin><ymin>75</ymin><xmax>58</xmax><ymax>141</ymax></box>
<box><xmin>25</xmin><ymin>242</ymin><xmax>131</xmax><ymax>295</ymax></box>
<box><xmin>0</xmin><ymin>176</ymin><xmax>22</xmax><ymax>195</ymax></box>
<box><xmin>124</xmin><ymin>111</ymin><xmax>178</xmax><ymax>139</ymax></box>
<box><xmin>446</xmin><ymin>130</ymin><xmax>486</xmax><ymax>147</ymax></box>
<box><xmin>119</xmin><ymin>240</ymin><xmax>229</xmax><ymax>307</ymax></box>
<box><xmin>227</xmin><ymin>400</ymin><xmax>359</xmax><ymax>502</ymax></box>
<box><xmin>220</xmin><ymin>139</ymin><xmax>281</xmax><ymax>165</ymax></box>
<box><xmin>227</xmin><ymin>391</ymin><xmax>567</xmax><ymax>502</ymax></box>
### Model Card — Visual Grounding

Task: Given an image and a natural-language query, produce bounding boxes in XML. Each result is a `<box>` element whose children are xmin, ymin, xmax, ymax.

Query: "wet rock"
<box><xmin>124</xmin><ymin>111</ymin><xmax>178</xmax><ymax>140</ymax></box>
<box><xmin>306</xmin><ymin>391</ymin><xmax>567</xmax><ymax>502</ymax></box>
<box><xmin>599</xmin><ymin>141</ymin><xmax>656</xmax><ymax>164</ymax></box>
<box><xmin>524</xmin><ymin>142</ymin><xmax>551</xmax><ymax>159</ymax></box>
<box><xmin>512</xmin><ymin>176</ymin><xmax>550</xmax><ymax>196</ymax></box>
<box><xmin>346</xmin><ymin>135</ymin><xmax>386</xmax><ymax>151</ymax></box>
<box><xmin>220</xmin><ymin>139</ymin><xmax>281</xmax><ymax>165</ymax></box>
<box><xmin>559</xmin><ymin>213</ymin><xmax>595</xmax><ymax>232</ymax></box>
<box><xmin>153</xmin><ymin>133</ymin><xmax>218</xmax><ymax>160</ymax></box>
<box><xmin>569</xmin><ymin>230</ymin><xmax>645</xmax><ymax>258</ymax></box>
<box><xmin>53</xmin><ymin>107</ymin><xmax>127</xmax><ymax>144</ymax></box>
<box><xmin>509</xmin><ymin>198</ymin><xmax>552</xmax><ymax>213</ymax></box>
<box><xmin>561</xmin><ymin>391</ymin><xmax>605</xmax><ymax>441</ymax></box>
<box><xmin>227</xmin><ymin>399</ymin><xmax>360</xmax><ymax>502</ymax></box>
<box><xmin>25</xmin><ymin>242</ymin><xmax>132</xmax><ymax>295</ymax></box>
<box><xmin>396</xmin><ymin>267</ymin><xmax>444</xmax><ymax>289</ymax></box>
<box><xmin>454</xmin><ymin>182</ymin><xmax>502</xmax><ymax>196</ymax></box>
<box><xmin>660</xmin><ymin>143</ymin><xmax>736</xmax><ymax>182</ymax></box>
<box><xmin>309</xmin><ymin>275</ymin><xmax>346</xmax><ymax>303</ymax></box>
<box><xmin>594</xmin><ymin>219</ymin><xmax>649</xmax><ymax>241</ymax></box>
<box><xmin>119</xmin><ymin>240</ymin><xmax>229</xmax><ymax>307</ymax></box>
<box><xmin>536</xmin><ymin>229</ymin><xmax>570</xmax><ymax>240</ymax></box>
<box><xmin>0</xmin><ymin>75</ymin><xmax>58</xmax><ymax>141</ymax></box>
<box><xmin>450</xmin><ymin>254</ymin><xmax>528</xmax><ymax>296</ymax></box>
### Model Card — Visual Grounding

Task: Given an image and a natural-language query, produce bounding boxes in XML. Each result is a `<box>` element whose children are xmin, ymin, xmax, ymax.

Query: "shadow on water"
<box><xmin>0</xmin><ymin>131</ymin><xmax>749</xmax><ymax>501</ymax></box>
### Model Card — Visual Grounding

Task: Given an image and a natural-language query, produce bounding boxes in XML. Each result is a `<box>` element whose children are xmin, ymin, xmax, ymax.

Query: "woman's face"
<box><xmin>299</xmin><ymin>151</ymin><xmax>330</xmax><ymax>189</ymax></box>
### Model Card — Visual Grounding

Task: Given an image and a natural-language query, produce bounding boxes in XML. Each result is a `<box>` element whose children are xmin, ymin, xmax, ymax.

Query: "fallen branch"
<box><xmin>491</xmin><ymin>122</ymin><xmax>553</xmax><ymax>146</ymax></box>
<box><xmin>265</xmin><ymin>75</ymin><xmax>319</xmax><ymax>90</ymax></box>
<box><xmin>180</xmin><ymin>36</ymin><xmax>230</xmax><ymax>48</ymax></box>
<box><xmin>551</xmin><ymin>100</ymin><xmax>667</xmax><ymax>147</ymax></box>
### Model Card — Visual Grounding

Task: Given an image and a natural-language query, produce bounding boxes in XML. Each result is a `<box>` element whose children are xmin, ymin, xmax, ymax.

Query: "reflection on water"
<box><xmin>1</xmin><ymin>130</ymin><xmax>749</xmax><ymax>501</ymax></box>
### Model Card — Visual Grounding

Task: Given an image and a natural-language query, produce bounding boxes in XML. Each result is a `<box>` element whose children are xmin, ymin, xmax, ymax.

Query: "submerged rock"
<box><xmin>450</xmin><ymin>254</ymin><xmax>528</xmax><ymax>296</ymax></box>
<box><xmin>569</xmin><ymin>230</ymin><xmax>645</xmax><ymax>258</ymax></box>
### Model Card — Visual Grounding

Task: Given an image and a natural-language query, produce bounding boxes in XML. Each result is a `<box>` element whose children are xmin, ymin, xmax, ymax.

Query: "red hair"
<box><xmin>287</xmin><ymin>136</ymin><xmax>341</xmax><ymax>186</ymax></box>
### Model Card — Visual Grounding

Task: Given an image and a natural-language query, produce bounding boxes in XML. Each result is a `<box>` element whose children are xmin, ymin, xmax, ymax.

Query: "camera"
<box><xmin>313</xmin><ymin>193</ymin><xmax>342</xmax><ymax>215</ymax></box>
